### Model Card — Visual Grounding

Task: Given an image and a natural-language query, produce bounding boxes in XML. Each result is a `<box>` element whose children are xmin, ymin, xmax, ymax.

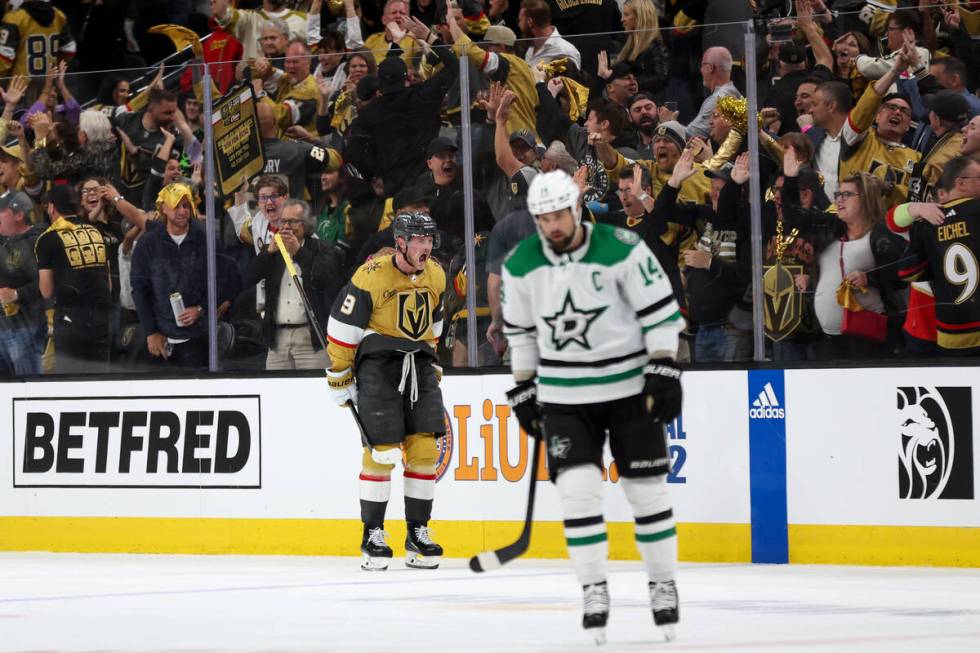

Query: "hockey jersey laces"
<box><xmin>397</xmin><ymin>350</ymin><xmax>419</xmax><ymax>406</ymax></box>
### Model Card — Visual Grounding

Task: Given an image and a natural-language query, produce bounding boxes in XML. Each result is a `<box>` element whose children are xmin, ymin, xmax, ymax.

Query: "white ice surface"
<box><xmin>2</xmin><ymin>553</ymin><xmax>979</xmax><ymax>652</ymax></box>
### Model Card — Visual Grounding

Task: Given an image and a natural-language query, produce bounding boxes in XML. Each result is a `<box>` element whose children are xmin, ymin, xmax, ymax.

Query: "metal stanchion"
<box><xmin>744</xmin><ymin>23</ymin><xmax>766</xmax><ymax>362</ymax></box>
<box><xmin>202</xmin><ymin>68</ymin><xmax>219</xmax><ymax>372</ymax></box>
<box><xmin>459</xmin><ymin>46</ymin><xmax>479</xmax><ymax>369</ymax></box>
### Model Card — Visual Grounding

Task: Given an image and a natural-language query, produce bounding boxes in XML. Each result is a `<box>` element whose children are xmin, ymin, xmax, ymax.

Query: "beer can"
<box><xmin>170</xmin><ymin>292</ymin><xmax>186</xmax><ymax>323</ymax></box>
<box><xmin>2</xmin><ymin>300</ymin><xmax>19</xmax><ymax>317</ymax></box>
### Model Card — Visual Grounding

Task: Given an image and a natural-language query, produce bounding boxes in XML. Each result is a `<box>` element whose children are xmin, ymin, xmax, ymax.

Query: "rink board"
<box><xmin>1</xmin><ymin>368</ymin><xmax>978</xmax><ymax>566</ymax></box>
<box><xmin>0</xmin><ymin>373</ymin><xmax>750</xmax><ymax>563</ymax></box>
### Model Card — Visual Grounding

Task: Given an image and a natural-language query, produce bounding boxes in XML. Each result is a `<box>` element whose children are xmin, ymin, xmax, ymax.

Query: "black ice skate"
<box><xmin>360</xmin><ymin>526</ymin><xmax>392</xmax><ymax>571</ymax></box>
<box><xmin>405</xmin><ymin>522</ymin><xmax>442</xmax><ymax>569</ymax></box>
<box><xmin>582</xmin><ymin>581</ymin><xmax>610</xmax><ymax>645</ymax></box>
<box><xmin>649</xmin><ymin>579</ymin><xmax>679</xmax><ymax>641</ymax></box>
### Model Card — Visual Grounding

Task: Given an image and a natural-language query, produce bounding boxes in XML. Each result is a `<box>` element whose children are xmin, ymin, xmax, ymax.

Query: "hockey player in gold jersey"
<box><xmin>326</xmin><ymin>212</ymin><xmax>447</xmax><ymax>571</ymax></box>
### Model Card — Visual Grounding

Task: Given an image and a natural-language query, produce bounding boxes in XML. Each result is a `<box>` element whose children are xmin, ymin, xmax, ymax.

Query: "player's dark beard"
<box><xmin>547</xmin><ymin>227</ymin><xmax>577</xmax><ymax>253</ymax></box>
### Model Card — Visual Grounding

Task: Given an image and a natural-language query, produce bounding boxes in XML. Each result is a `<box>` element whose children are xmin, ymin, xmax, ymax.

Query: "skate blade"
<box><xmin>405</xmin><ymin>551</ymin><xmax>441</xmax><ymax>569</ymax></box>
<box><xmin>360</xmin><ymin>554</ymin><xmax>391</xmax><ymax>571</ymax></box>
<box><xmin>659</xmin><ymin>624</ymin><xmax>676</xmax><ymax>642</ymax></box>
<box><xmin>586</xmin><ymin>627</ymin><xmax>606</xmax><ymax>646</ymax></box>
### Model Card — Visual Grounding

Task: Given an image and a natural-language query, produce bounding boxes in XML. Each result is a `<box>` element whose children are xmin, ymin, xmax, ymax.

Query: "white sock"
<box><xmin>621</xmin><ymin>475</ymin><xmax>677</xmax><ymax>583</ymax></box>
<box><xmin>556</xmin><ymin>465</ymin><xmax>607</xmax><ymax>587</ymax></box>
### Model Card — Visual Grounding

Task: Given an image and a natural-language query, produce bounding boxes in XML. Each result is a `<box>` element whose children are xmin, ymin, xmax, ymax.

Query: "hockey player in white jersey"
<box><xmin>501</xmin><ymin>170</ymin><xmax>684</xmax><ymax>644</ymax></box>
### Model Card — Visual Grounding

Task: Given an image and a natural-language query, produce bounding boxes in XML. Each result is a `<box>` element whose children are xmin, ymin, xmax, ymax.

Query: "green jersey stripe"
<box><xmin>642</xmin><ymin>311</ymin><xmax>682</xmax><ymax>333</ymax></box>
<box><xmin>540</xmin><ymin>366</ymin><xmax>644</xmax><ymax>387</ymax></box>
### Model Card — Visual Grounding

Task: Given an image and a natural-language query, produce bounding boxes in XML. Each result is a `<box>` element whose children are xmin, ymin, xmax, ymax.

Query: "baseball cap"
<box><xmin>483</xmin><ymin>25</ymin><xmax>516</xmax><ymax>47</ymax></box>
<box><xmin>426</xmin><ymin>135</ymin><xmax>458</xmax><ymax>158</ymax></box>
<box><xmin>356</xmin><ymin>75</ymin><xmax>381</xmax><ymax>100</ymax></box>
<box><xmin>881</xmin><ymin>92</ymin><xmax>913</xmax><ymax>111</ymax></box>
<box><xmin>607</xmin><ymin>62</ymin><xmax>634</xmax><ymax>82</ymax></box>
<box><xmin>924</xmin><ymin>90</ymin><xmax>970</xmax><ymax>125</ymax></box>
<box><xmin>377</xmin><ymin>56</ymin><xmax>407</xmax><ymax>94</ymax></box>
<box><xmin>394</xmin><ymin>185</ymin><xmax>427</xmax><ymax>210</ymax></box>
<box><xmin>509</xmin><ymin>128</ymin><xmax>536</xmax><ymax>149</ymax></box>
<box><xmin>654</xmin><ymin>121</ymin><xmax>686</xmax><ymax>151</ymax></box>
<box><xmin>0</xmin><ymin>144</ymin><xmax>24</xmax><ymax>162</ymax></box>
<box><xmin>778</xmin><ymin>43</ymin><xmax>807</xmax><ymax>65</ymax></box>
<box><xmin>0</xmin><ymin>189</ymin><xmax>32</xmax><ymax>213</ymax></box>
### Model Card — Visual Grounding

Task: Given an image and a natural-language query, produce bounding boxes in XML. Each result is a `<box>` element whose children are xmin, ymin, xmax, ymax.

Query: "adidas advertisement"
<box><xmin>896</xmin><ymin>387</ymin><xmax>974</xmax><ymax>500</ymax></box>
<box><xmin>750</xmin><ymin>382</ymin><xmax>785</xmax><ymax>419</ymax></box>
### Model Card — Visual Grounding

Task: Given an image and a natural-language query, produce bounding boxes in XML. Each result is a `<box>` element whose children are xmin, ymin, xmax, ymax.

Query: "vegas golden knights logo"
<box><xmin>763</xmin><ymin>262</ymin><xmax>803</xmax><ymax>342</ymax></box>
<box><xmin>397</xmin><ymin>290</ymin><xmax>431</xmax><ymax>339</ymax></box>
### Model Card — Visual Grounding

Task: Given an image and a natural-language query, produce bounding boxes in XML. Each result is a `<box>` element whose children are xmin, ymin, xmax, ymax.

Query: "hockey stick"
<box><xmin>469</xmin><ymin>433</ymin><xmax>543</xmax><ymax>572</ymax></box>
<box><xmin>274</xmin><ymin>233</ymin><xmax>373</xmax><ymax>445</ymax></box>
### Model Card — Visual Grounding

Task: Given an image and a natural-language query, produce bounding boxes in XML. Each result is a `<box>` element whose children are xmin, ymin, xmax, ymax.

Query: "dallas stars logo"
<box><xmin>543</xmin><ymin>291</ymin><xmax>607</xmax><ymax>350</ymax></box>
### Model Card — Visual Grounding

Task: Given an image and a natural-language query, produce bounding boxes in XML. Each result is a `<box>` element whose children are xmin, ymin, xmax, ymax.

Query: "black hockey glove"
<box><xmin>506</xmin><ymin>378</ymin><xmax>543</xmax><ymax>439</ymax></box>
<box><xmin>643</xmin><ymin>359</ymin><xmax>683</xmax><ymax>423</ymax></box>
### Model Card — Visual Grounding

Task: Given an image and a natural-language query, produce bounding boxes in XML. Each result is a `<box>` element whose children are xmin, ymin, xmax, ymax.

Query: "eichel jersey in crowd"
<box><xmin>839</xmin><ymin>84</ymin><xmax>920</xmax><ymax>202</ymax></box>
<box><xmin>501</xmin><ymin>222</ymin><xmax>683</xmax><ymax>404</ymax></box>
<box><xmin>0</xmin><ymin>2</ymin><xmax>76</xmax><ymax>77</ymax></box>
<box><xmin>898</xmin><ymin>197</ymin><xmax>980</xmax><ymax>353</ymax></box>
<box><xmin>326</xmin><ymin>255</ymin><xmax>446</xmax><ymax>372</ymax></box>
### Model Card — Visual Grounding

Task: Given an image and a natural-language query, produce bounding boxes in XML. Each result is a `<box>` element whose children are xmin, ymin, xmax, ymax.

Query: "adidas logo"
<box><xmin>750</xmin><ymin>382</ymin><xmax>785</xmax><ymax>419</ymax></box>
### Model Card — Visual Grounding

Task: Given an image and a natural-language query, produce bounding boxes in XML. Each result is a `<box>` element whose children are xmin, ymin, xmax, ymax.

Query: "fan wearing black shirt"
<box><xmin>34</xmin><ymin>186</ymin><xmax>112</xmax><ymax>374</ymax></box>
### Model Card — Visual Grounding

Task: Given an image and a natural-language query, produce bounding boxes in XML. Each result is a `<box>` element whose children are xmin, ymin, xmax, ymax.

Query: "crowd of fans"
<box><xmin>2</xmin><ymin>0</ymin><xmax>980</xmax><ymax>377</ymax></box>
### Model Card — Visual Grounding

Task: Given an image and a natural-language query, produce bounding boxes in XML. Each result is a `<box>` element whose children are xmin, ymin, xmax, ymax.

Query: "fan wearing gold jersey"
<box><xmin>0</xmin><ymin>1</ymin><xmax>75</xmax><ymax>79</ymax></box>
<box><xmin>327</xmin><ymin>211</ymin><xmax>447</xmax><ymax>572</ymax></box>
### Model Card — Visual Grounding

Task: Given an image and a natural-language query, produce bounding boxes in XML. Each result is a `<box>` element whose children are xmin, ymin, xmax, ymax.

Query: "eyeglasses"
<box><xmin>881</xmin><ymin>103</ymin><xmax>911</xmax><ymax>117</ymax></box>
<box><xmin>956</xmin><ymin>175</ymin><xmax>980</xmax><ymax>181</ymax></box>
<box><xmin>834</xmin><ymin>191</ymin><xmax>860</xmax><ymax>201</ymax></box>
<box><xmin>257</xmin><ymin>193</ymin><xmax>281</xmax><ymax>203</ymax></box>
<box><xmin>280</xmin><ymin>218</ymin><xmax>303</xmax><ymax>226</ymax></box>
<box><xmin>80</xmin><ymin>187</ymin><xmax>101</xmax><ymax>195</ymax></box>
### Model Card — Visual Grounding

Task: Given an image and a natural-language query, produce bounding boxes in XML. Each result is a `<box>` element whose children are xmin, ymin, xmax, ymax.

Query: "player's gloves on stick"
<box><xmin>327</xmin><ymin>367</ymin><xmax>358</xmax><ymax>406</ymax></box>
<box><xmin>506</xmin><ymin>378</ymin><xmax>543</xmax><ymax>438</ymax></box>
<box><xmin>643</xmin><ymin>359</ymin><xmax>682</xmax><ymax>423</ymax></box>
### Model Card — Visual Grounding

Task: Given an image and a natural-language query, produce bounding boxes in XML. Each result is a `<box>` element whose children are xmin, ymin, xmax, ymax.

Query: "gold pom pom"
<box><xmin>717</xmin><ymin>96</ymin><xmax>748</xmax><ymax>133</ymax></box>
<box><xmin>537</xmin><ymin>57</ymin><xmax>570</xmax><ymax>78</ymax></box>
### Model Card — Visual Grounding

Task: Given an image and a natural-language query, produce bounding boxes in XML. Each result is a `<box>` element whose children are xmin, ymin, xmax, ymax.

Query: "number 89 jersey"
<box><xmin>501</xmin><ymin>222</ymin><xmax>684</xmax><ymax>405</ymax></box>
<box><xmin>899</xmin><ymin>197</ymin><xmax>980</xmax><ymax>353</ymax></box>
<box><xmin>0</xmin><ymin>3</ymin><xmax>76</xmax><ymax>78</ymax></box>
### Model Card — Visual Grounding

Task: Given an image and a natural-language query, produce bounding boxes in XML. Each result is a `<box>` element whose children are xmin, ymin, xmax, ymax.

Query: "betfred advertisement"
<box><xmin>12</xmin><ymin>396</ymin><xmax>261</xmax><ymax>489</ymax></box>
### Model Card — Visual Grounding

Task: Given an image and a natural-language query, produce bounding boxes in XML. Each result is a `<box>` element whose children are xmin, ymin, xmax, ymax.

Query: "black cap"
<box><xmin>394</xmin><ymin>185</ymin><xmax>427</xmax><ymax>210</ymax></box>
<box><xmin>378</xmin><ymin>56</ymin><xmax>407</xmax><ymax>94</ymax></box>
<box><xmin>924</xmin><ymin>89</ymin><xmax>970</xmax><ymax>125</ymax></box>
<box><xmin>356</xmin><ymin>75</ymin><xmax>380</xmax><ymax>101</ymax></box>
<box><xmin>426</xmin><ymin>135</ymin><xmax>458</xmax><ymax>158</ymax></box>
<box><xmin>881</xmin><ymin>92</ymin><xmax>913</xmax><ymax>111</ymax></box>
<box><xmin>0</xmin><ymin>189</ymin><xmax>33</xmax><ymax>214</ymax></box>
<box><xmin>607</xmin><ymin>62</ymin><xmax>634</xmax><ymax>81</ymax></box>
<box><xmin>509</xmin><ymin>128</ymin><xmax>536</xmax><ymax>148</ymax></box>
<box><xmin>779</xmin><ymin>43</ymin><xmax>807</xmax><ymax>65</ymax></box>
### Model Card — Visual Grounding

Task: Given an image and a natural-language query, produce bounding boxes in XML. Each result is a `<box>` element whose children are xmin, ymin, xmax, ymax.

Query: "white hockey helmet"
<box><xmin>526</xmin><ymin>170</ymin><xmax>581</xmax><ymax>223</ymax></box>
